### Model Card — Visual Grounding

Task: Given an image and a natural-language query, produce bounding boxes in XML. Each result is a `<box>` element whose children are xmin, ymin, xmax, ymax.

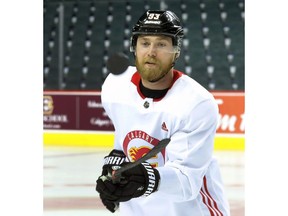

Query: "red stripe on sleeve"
<box><xmin>202</xmin><ymin>176</ymin><xmax>224</xmax><ymax>216</ymax></box>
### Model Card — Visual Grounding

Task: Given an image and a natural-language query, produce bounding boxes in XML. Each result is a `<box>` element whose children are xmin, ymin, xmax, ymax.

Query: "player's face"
<box><xmin>135</xmin><ymin>35</ymin><xmax>176</xmax><ymax>83</ymax></box>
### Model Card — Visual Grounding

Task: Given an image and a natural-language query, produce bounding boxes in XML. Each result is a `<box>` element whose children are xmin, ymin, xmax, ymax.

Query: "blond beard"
<box><xmin>135</xmin><ymin>57</ymin><xmax>173</xmax><ymax>82</ymax></box>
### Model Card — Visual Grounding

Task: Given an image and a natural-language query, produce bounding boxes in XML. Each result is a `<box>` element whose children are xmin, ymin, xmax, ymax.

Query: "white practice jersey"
<box><xmin>101</xmin><ymin>66</ymin><xmax>230</xmax><ymax>216</ymax></box>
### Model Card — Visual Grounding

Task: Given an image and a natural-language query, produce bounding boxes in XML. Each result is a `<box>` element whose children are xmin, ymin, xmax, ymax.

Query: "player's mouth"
<box><xmin>145</xmin><ymin>61</ymin><xmax>157</xmax><ymax>67</ymax></box>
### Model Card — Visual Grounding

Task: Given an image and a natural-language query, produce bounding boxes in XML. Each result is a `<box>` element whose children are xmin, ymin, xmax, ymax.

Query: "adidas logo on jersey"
<box><xmin>161</xmin><ymin>122</ymin><xmax>168</xmax><ymax>132</ymax></box>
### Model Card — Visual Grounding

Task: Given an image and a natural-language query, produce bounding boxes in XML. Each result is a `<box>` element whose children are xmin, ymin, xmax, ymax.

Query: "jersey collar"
<box><xmin>131</xmin><ymin>70</ymin><xmax>183</xmax><ymax>101</ymax></box>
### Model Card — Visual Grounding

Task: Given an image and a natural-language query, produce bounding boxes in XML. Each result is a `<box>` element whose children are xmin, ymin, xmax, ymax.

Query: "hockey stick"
<box><xmin>111</xmin><ymin>138</ymin><xmax>171</xmax><ymax>184</ymax></box>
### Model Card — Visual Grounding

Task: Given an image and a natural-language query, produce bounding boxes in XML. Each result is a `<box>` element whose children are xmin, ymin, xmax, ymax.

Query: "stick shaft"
<box><xmin>112</xmin><ymin>138</ymin><xmax>170</xmax><ymax>181</ymax></box>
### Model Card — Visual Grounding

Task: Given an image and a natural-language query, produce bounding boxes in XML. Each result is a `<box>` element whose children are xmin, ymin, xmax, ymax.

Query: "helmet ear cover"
<box><xmin>130</xmin><ymin>10</ymin><xmax>184</xmax><ymax>58</ymax></box>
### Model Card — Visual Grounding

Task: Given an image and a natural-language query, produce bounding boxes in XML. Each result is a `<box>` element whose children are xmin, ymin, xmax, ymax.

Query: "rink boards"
<box><xmin>43</xmin><ymin>131</ymin><xmax>244</xmax><ymax>151</ymax></box>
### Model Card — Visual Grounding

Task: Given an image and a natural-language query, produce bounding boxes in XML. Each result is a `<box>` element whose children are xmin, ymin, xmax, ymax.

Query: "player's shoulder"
<box><xmin>172</xmin><ymin>72</ymin><xmax>218</xmax><ymax>118</ymax></box>
<box><xmin>173</xmin><ymin>70</ymin><xmax>214</xmax><ymax>101</ymax></box>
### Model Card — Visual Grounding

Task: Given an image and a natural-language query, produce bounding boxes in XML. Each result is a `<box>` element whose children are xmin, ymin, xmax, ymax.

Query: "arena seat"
<box><xmin>43</xmin><ymin>0</ymin><xmax>244</xmax><ymax>91</ymax></box>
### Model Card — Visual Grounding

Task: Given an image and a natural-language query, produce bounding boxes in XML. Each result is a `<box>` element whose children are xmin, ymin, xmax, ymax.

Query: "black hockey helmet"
<box><xmin>130</xmin><ymin>10</ymin><xmax>184</xmax><ymax>56</ymax></box>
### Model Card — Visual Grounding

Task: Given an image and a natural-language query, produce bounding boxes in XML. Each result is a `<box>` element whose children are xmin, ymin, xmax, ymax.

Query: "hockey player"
<box><xmin>96</xmin><ymin>10</ymin><xmax>230</xmax><ymax>216</ymax></box>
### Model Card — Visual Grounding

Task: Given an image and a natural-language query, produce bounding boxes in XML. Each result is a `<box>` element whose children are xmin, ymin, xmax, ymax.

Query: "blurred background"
<box><xmin>43</xmin><ymin>0</ymin><xmax>244</xmax><ymax>91</ymax></box>
<box><xmin>43</xmin><ymin>0</ymin><xmax>244</xmax><ymax>215</ymax></box>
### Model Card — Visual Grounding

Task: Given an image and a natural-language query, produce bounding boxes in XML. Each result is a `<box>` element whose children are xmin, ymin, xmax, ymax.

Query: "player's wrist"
<box><xmin>140</xmin><ymin>162</ymin><xmax>161</xmax><ymax>196</ymax></box>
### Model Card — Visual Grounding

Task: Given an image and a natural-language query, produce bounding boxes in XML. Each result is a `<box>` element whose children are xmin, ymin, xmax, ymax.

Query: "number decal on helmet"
<box><xmin>148</xmin><ymin>13</ymin><xmax>160</xmax><ymax>20</ymax></box>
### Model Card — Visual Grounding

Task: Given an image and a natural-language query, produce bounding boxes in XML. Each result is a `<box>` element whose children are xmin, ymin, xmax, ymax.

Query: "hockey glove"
<box><xmin>96</xmin><ymin>149</ymin><xmax>126</xmax><ymax>212</ymax></box>
<box><xmin>99</xmin><ymin>193</ymin><xmax>119</xmax><ymax>213</ymax></box>
<box><xmin>100</xmin><ymin>149</ymin><xmax>127</xmax><ymax>176</ymax></box>
<box><xmin>96</xmin><ymin>161</ymin><xmax>160</xmax><ymax>203</ymax></box>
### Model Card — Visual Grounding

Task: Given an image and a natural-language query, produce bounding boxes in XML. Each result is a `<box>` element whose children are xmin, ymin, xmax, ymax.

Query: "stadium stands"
<box><xmin>44</xmin><ymin>0</ymin><xmax>244</xmax><ymax>91</ymax></box>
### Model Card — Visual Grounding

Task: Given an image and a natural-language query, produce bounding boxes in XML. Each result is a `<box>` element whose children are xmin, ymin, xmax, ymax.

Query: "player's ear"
<box><xmin>175</xmin><ymin>52</ymin><xmax>180</xmax><ymax>59</ymax></box>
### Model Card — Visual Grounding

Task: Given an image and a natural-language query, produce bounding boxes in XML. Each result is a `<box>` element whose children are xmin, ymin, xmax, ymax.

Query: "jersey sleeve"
<box><xmin>155</xmin><ymin>97</ymin><xmax>219</xmax><ymax>201</ymax></box>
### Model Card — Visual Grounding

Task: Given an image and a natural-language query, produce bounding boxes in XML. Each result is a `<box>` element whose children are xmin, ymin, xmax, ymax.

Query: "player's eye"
<box><xmin>141</xmin><ymin>41</ymin><xmax>150</xmax><ymax>47</ymax></box>
<box><xmin>157</xmin><ymin>42</ymin><xmax>166</xmax><ymax>48</ymax></box>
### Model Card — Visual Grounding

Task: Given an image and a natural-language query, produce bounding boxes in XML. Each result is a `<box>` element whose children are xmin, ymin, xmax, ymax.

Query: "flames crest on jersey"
<box><xmin>129</xmin><ymin>146</ymin><xmax>159</xmax><ymax>167</ymax></box>
<box><xmin>123</xmin><ymin>130</ymin><xmax>166</xmax><ymax>167</ymax></box>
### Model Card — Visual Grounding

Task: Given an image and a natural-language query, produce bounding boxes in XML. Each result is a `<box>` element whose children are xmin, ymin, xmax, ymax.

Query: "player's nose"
<box><xmin>147</xmin><ymin>45</ymin><xmax>157</xmax><ymax>57</ymax></box>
